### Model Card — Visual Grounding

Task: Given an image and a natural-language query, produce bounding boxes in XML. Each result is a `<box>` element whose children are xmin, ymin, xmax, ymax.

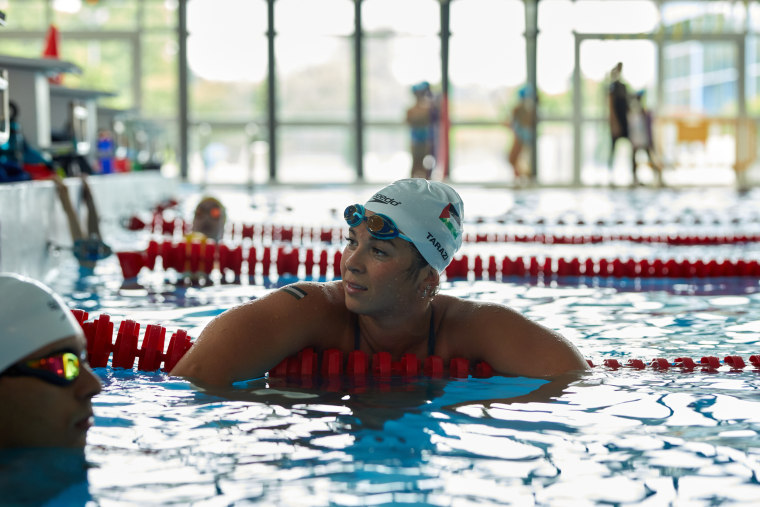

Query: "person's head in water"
<box><xmin>192</xmin><ymin>196</ymin><xmax>226</xmax><ymax>242</ymax></box>
<box><xmin>0</xmin><ymin>273</ymin><xmax>101</xmax><ymax>448</ymax></box>
<box><xmin>342</xmin><ymin>178</ymin><xmax>464</xmax><ymax>305</ymax></box>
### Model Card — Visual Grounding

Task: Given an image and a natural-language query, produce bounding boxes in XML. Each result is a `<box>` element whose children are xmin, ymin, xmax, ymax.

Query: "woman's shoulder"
<box><xmin>278</xmin><ymin>280</ymin><xmax>343</xmax><ymax>301</ymax></box>
<box><xmin>435</xmin><ymin>295</ymin><xmax>587</xmax><ymax>376</ymax></box>
<box><xmin>435</xmin><ymin>295</ymin><xmax>543</xmax><ymax>342</ymax></box>
<box><xmin>435</xmin><ymin>295</ymin><xmax>510</xmax><ymax>320</ymax></box>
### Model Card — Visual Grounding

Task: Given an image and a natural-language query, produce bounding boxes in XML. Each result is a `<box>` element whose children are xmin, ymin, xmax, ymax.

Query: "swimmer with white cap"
<box><xmin>0</xmin><ymin>273</ymin><xmax>101</xmax><ymax>448</ymax></box>
<box><xmin>172</xmin><ymin>178</ymin><xmax>588</xmax><ymax>387</ymax></box>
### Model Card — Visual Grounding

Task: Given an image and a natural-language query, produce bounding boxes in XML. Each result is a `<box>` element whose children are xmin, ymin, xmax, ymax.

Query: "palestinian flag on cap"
<box><xmin>439</xmin><ymin>203</ymin><xmax>461</xmax><ymax>238</ymax></box>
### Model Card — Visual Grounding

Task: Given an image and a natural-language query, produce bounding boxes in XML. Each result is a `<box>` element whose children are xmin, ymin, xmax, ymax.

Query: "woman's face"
<box><xmin>0</xmin><ymin>335</ymin><xmax>102</xmax><ymax>448</ymax></box>
<box><xmin>341</xmin><ymin>222</ymin><xmax>425</xmax><ymax>316</ymax></box>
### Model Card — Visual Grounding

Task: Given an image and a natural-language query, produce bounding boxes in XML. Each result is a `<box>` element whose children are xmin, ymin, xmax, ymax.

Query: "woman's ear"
<box><xmin>418</xmin><ymin>267</ymin><xmax>440</xmax><ymax>299</ymax></box>
<box><xmin>425</xmin><ymin>267</ymin><xmax>439</xmax><ymax>287</ymax></box>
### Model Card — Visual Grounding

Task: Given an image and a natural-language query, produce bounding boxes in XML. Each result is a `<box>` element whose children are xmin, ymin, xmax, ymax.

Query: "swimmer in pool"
<box><xmin>190</xmin><ymin>196</ymin><xmax>227</xmax><ymax>242</ymax></box>
<box><xmin>171</xmin><ymin>178</ymin><xmax>588</xmax><ymax>387</ymax></box>
<box><xmin>52</xmin><ymin>174</ymin><xmax>112</xmax><ymax>269</ymax></box>
<box><xmin>0</xmin><ymin>273</ymin><xmax>102</xmax><ymax>448</ymax></box>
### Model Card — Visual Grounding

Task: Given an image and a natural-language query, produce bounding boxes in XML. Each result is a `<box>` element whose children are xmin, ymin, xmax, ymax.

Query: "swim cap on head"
<box><xmin>364</xmin><ymin>178</ymin><xmax>464</xmax><ymax>273</ymax></box>
<box><xmin>192</xmin><ymin>196</ymin><xmax>227</xmax><ymax>241</ymax></box>
<box><xmin>0</xmin><ymin>273</ymin><xmax>82</xmax><ymax>373</ymax></box>
<box><xmin>412</xmin><ymin>81</ymin><xmax>430</xmax><ymax>94</ymax></box>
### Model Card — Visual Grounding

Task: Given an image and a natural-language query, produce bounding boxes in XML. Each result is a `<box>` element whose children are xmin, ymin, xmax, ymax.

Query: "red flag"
<box><xmin>42</xmin><ymin>24</ymin><xmax>63</xmax><ymax>84</ymax></box>
<box><xmin>42</xmin><ymin>24</ymin><xmax>60</xmax><ymax>59</ymax></box>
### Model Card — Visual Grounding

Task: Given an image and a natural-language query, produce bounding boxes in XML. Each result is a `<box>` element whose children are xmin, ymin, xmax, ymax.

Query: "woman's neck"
<box><xmin>356</xmin><ymin>303</ymin><xmax>434</xmax><ymax>359</ymax></box>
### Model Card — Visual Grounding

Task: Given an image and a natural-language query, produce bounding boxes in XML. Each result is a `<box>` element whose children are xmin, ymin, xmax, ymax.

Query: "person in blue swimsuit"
<box><xmin>171</xmin><ymin>178</ymin><xmax>588</xmax><ymax>387</ymax></box>
<box><xmin>507</xmin><ymin>85</ymin><xmax>537</xmax><ymax>185</ymax></box>
<box><xmin>406</xmin><ymin>82</ymin><xmax>436</xmax><ymax>179</ymax></box>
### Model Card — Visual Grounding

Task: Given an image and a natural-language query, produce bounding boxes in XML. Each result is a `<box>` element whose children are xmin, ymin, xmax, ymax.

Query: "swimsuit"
<box><xmin>354</xmin><ymin>309</ymin><xmax>436</xmax><ymax>356</ymax></box>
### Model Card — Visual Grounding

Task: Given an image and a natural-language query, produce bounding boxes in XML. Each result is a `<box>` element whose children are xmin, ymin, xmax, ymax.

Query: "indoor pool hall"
<box><xmin>2</xmin><ymin>1</ymin><xmax>760</xmax><ymax>506</ymax></box>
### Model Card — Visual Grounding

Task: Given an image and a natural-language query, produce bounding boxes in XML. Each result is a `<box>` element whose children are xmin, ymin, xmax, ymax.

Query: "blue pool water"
<box><xmin>7</xmin><ymin>185</ymin><xmax>760</xmax><ymax>505</ymax></box>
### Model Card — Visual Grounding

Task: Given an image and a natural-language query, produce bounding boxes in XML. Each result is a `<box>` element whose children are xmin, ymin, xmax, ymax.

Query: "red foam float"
<box><xmin>73</xmin><ymin>310</ymin><xmax>760</xmax><ymax>383</ymax></box>
<box><xmin>118</xmin><ymin>240</ymin><xmax>760</xmax><ymax>283</ymax></box>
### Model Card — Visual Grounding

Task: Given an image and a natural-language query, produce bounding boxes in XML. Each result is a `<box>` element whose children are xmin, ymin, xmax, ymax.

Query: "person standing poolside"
<box><xmin>406</xmin><ymin>82</ymin><xmax>436</xmax><ymax>179</ymax></box>
<box><xmin>506</xmin><ymin>85</ymin><xmax>537</xmax><ymax>186</ymax></box>
<box><xmin>171</xmin><ymin>179</ymin><xmax>588</xmax><ymax>387</ymax></box>
<box><xmin>608</xmin><ymin>62</ymin><xmax>630</xmax><ymax>185</ymax></box>
<box><xmin>0</xmin><ymin>273</ymin><xmax>101</xmax><ymax>448</ymax></box>
<box><xmin>628</xmin><ymin>90</ymin><xmax>664</xmax><ymax>187</ymax></box>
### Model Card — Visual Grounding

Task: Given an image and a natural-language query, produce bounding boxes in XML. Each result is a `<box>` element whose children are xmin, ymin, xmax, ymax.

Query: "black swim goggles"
<box><xmin>344</xmin><ymin>204</ymin><xmax>412</xmax><ymax>242</ymax></box>
<box><xmin>1</xmin><ymin>349</ymin><xmax>85</xmax><ymax>387</ymax></box>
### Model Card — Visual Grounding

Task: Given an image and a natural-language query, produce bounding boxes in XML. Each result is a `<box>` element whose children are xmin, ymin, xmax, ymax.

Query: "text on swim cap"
<box><xmin>368</xmin><ymin>193</ymin><xmax>401</xmax><ymax>206</ymax></box>
<box><xmin>426</xmin><ymin>232</ymin><xmax>449</xmax><ymax>262</ymax></box>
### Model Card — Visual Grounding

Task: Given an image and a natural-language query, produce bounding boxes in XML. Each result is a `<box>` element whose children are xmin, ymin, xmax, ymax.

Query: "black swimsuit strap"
<box><xmin>354</xmin><ymin>309</ymin><xmax>436</xmax><ymax>355</ymax></box>
<box><xmin>427</xmin><ymin>307</ymin><xmax>436</xmax><ymax>356</ymax></box>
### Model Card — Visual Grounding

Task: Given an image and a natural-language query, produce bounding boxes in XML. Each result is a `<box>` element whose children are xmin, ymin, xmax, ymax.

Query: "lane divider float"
<box><xmin>117</xmin><ymin>240</ymin><xmax>760</xmax><ymax>280</ymax></box>
<box><xmin>72</xmin><ymin>310</ymin><xmax>192</xmax><ymax>373</ymax></box>
<box><xmin>72</xmin><ymin>310</ymin><xmax>760</xmax><ymax>379</ymax></box>
<box><xmin>587</xmin><ymin>356</ymin><xmax>760</xmax><ymax>372</ymax></box>
<box><xmin>125</xmin><ymin>212</ymin><xmax>760</xmax><ymax>247</ymax></box>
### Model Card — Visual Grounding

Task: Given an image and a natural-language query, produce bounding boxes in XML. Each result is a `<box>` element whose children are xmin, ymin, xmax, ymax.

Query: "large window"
<box><xmin>363</xmin><ymin>0</ymin><xmax>440</xmax><ymax>182</ymax></box>
<box><xmin>186</xmin><ymin>0</ymin><xmax>267</xmax><ymax>184</ymax></box>
<box><xmin>448</xmin><ymin>0</ymin><xmax>524</xmax><ymax>184</ymax></box>
<box><xmin>60</xmin><ymin>39</ymin><xmax>135</xmax><ymax>111</ymax></box>
<box><xmin>187</xmin><ymin>0</ymin><xmax>266</xmax><ymax>122</ymax></box>
<box><xmin>275</xmin><ymin>0</ymin><xmax>354</xmax><ymax>183</ymax></box>
<box><xmin>0</xmin><ymin>0</ymin><xmax>757</xmax><ymax>187</ymax></box>
<box><xmin>663</xmin><ymin>40</ymin><xmax>738</xmax><ymax>116</ymax></box>
<box><xmin>0</xmin><ymin>1</ymin><xmax>48</xmax><ymax>30</ymax></box>
<box><xmin>749</xmin><ymin>5</ymin><xmax>760</xmax><ymax>116</ymax></box>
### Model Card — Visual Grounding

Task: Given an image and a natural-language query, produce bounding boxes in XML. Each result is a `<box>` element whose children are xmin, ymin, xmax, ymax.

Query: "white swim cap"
<box><xmin>364</xmin><ymin>178</ymin><xmax>464</xmax><ymax>273</ymax></box>
<box><xmin>0</xmin><ymin>273</ymin><xmax>82</xmax><ymax>373</ymax></box>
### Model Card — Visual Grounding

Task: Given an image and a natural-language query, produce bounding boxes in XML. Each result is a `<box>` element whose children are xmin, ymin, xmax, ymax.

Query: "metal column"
<box><xmin>525</xmin><ymin>0</ymin><xmax>539</xmax><ymax>180</ymax></box>
<box><xmin>354</xmin><ymin>0</ymin><xmax>364</xmax><ymax>180</ymax></box>
<box><xmin>267</xmin><ymin>0</ymin><xmax>277</xmax><ymax>180</ymax></box>
<box><xmin>440</xmin><ymin>0</ymin><xmax>450</xmax><ymax>179</ymax></box>
<box><xmin>572</xmin><ymin>34</ymin><xmax>582</xmax><ymax>185</ymax></box>
<box><xmin>178</xmin><ymin>0</ymin><xmax>189</xmax><ymax>179</ymax></box>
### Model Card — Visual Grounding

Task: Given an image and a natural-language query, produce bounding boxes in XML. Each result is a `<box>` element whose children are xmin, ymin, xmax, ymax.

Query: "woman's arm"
<box><xmin>170</xmin><ymin>283</ymin><xmax>341</xmax><ymax>386</ymax></box>
<box><xmin>462</xmin><ymin>302</ymin><xmax>588</xmax><ymax>378</ymax></box>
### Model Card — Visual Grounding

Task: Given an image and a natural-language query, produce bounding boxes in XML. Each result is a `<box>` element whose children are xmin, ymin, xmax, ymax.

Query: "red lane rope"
<box><xmin>124</xmin><ymin>213</ymin><xmax>760</xmax><ymax>246</ymax></box>
<box><xmin>463</xmin><ymin>232</ymin><xmax>760</xmax><ymax>246</ymax></box>
<box><xmin>269</xmin><ymin>347</ymin><xmax>493</xmax><ymax>379</ymax></box>
<box><xmin>72</xmin><ymin>310</ymin><xmax>759</xmax><ymax>378</ymax></box>
<box><xmin>72</xmin><ymin>310</ymin><xmax>192</xmax><ymax>373</ymax></box>
<box><xmin>117</xmin><ymin>240</ymin><xmax>760</xmax><ymax>280</ymax></box>
<box><xmin>587</xmin><ymin>356</ymin><xmax>760</xmax><ymax>371</ymax></box>
<box><xmin>69</xmin><ymin>310</ymin><xmax>492</xmax><ymax>378</ymax></box>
